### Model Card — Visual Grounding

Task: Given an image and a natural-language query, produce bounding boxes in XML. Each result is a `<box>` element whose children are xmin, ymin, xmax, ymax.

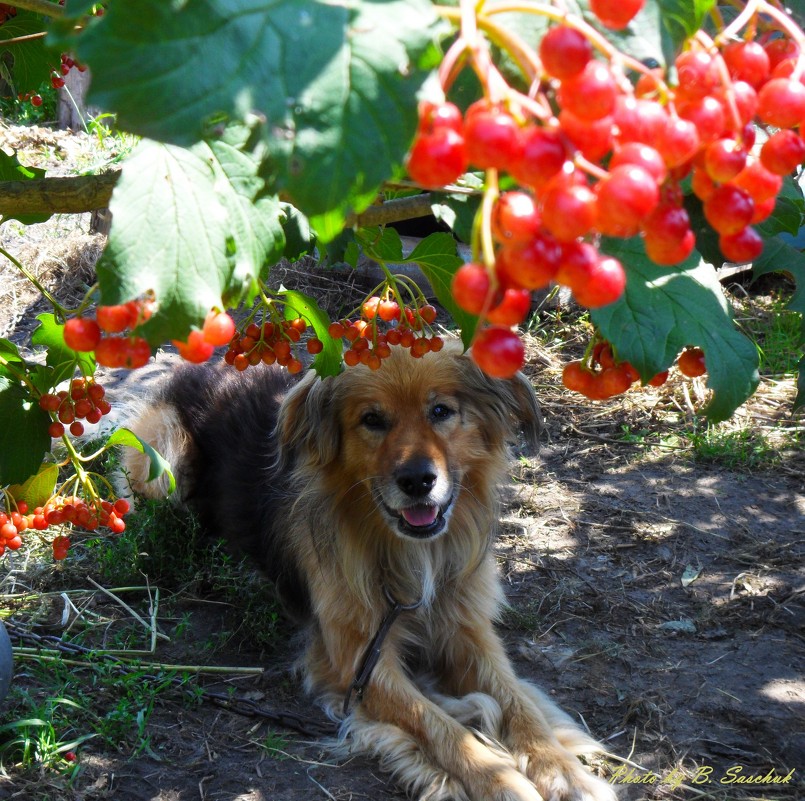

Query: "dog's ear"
<box><xmin>455</xmin><ymin>352</ymin><xmax>543</xmax><ymax>455</ymax></box>
<box><xmin>275</xmin><ymin>372</ymin><xmax>340</xmax><ymax>470</ymax></box>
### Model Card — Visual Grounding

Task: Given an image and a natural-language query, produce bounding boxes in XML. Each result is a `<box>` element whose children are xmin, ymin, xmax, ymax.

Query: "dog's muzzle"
<box><xmin>378</xmin><ymin>457</ymin><xmax>455</xmax><ymax>540</ymax></box>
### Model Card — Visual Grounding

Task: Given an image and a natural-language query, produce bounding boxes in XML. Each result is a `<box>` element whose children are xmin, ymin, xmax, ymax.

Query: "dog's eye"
<box><xmin>430</xmin><ymin>403</ymin><xmax>455</xmax><ymax>423</ymax></box>
<box><xmin>360</xmin><ymin>410</ymin><xmax>387</xmax><ymax>431</ymax></box>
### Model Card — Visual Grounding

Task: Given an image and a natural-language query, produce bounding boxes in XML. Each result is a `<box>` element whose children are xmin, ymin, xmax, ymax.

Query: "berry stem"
<box><xmin>0</xmin><ymin>354</ymin><xmax>38</xmax><ymax>396</ymax></box>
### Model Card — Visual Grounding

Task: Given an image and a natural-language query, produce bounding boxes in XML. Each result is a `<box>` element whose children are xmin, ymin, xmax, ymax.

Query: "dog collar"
<box><xmin>342</xmin><ymin>587</ymin><xmax>423</xmax><ymax>716</ymax></box>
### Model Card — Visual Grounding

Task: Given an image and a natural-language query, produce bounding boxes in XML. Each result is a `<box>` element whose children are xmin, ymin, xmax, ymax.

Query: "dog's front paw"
<box><xmin>519</xmin><ymin>747</ymin><xmax>617</xmax><ymax>801</ymax></box>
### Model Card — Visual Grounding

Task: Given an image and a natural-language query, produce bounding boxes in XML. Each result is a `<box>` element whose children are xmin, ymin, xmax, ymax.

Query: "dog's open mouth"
<box><xmin>393</xmin><ymin>502</ymin><xmax>448</xmax><ymax>539</ymax></box>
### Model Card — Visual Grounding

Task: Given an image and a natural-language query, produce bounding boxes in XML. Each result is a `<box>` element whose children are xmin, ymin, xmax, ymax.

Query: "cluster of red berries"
<box><xmin>0</xmin><ymin>496</ymin><xmax>129</xmax><ymax>560</ymax></box>
<box><xmin>407</xmin><ymin>15</ymin><xmax>805</xmax><ymax>378</ymax></box>
<box><xmin>63</xmin><ymin>298</ymin><xmax>153</xmax><ymax>368</ymax></box>
<box><xmin>562</xmin><ymin>342</ymin><xmax>707</xmax><ymax>400</ymax></box>
<box><xmin>224</xmin><ymin>317</ymin><xmax>311</xmax><ymax>374</ymax></box>
<box><xmin>327</xmin><ymin>295</ymin><xmax>443</xmax><ymax>370</ymax></box>
<box><xmin>39</xmin><ymin>377</ymin><xmax>112</xmax><ymax>438</ymax></box>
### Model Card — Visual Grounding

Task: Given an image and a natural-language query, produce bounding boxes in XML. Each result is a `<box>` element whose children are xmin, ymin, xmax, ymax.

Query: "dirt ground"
<box><xmin>0</xmin><ymin>124</ymin><xmax>803</xmax><ymax>801</ymax></box>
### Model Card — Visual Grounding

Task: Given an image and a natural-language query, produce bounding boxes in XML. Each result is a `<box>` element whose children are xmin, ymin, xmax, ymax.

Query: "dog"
<box><xmin>122</xmin><ymin>340</ymin><xmax>616</xmax><ymax>801</ymax></box>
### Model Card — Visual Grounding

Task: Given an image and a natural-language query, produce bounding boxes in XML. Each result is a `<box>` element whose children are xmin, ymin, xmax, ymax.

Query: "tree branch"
<box><xmin>0</xmin><ymin>171</ymin><xmax>119</xmax><ymax>216</ymax></box>
<box><xmin>345</xmin><ymin>193</ymin><xmax>435</xmax><ymax>228</ymax></box>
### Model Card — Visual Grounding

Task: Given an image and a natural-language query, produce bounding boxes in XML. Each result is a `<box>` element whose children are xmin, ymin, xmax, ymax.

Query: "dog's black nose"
<box><xmin>395</xmin><ymin>459</ymin><xmax>438</xmax><ymax>498</ymax></box>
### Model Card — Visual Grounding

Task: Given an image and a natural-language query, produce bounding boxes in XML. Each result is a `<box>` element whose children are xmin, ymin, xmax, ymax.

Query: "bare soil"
<box><xmin>0</xmin><ymin>124</ymin><xmax>803</xmax><ymax>801</ymax></box>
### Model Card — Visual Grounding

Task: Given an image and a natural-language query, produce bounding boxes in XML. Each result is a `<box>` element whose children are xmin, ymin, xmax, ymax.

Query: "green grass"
<box><xmin>740</xmin><ymin>294</ymin><xmax>803</xmax><ymax>377</ymax></box>
<box><xmin>688</xmin><ymin>424</ymin><xmax>779</xmax><ymax>470</ymax></box>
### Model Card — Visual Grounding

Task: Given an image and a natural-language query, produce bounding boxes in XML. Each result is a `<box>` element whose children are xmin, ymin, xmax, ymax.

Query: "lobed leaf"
<box><xmin>30</xmin><ymin>313</ymin><xmax>94</xmax><ymax>388</ymax></box>
<box><xmin>6</xmin><ymin>463</ymin><xmax>60</xmax><ymax>510</ymax></box>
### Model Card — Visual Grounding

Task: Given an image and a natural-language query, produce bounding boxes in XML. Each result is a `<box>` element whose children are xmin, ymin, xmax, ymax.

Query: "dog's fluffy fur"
<box><xmin>122</xmin><ymin>341</ymin><xmax>616</xmax><ymax>801</ymax></box>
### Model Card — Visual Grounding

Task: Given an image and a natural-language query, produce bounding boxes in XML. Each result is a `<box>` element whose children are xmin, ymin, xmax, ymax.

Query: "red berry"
<box><xmin>678</xmin><ymin>95</ymin><xmax>725</xmax><ymax>144</ymax></box>
<box><xmin>96</xmin><ymin>304</ymin><xmax>137</xmax><ymax>333</ymax></box>
<box><xmin>610</xmin><ymin>142</ymin><xmax>667</xmax><ymax>184</ymax></box>
<box><xmin>760</xmin><ymin>130</ymin><xmax>805</xmax><ymax>176</ymax></box>
<box><xmin>571</xmin><ymin>255</ymin><xmax>627</xmax><ymax>309</ymax></box>
<box><xmin>306</xmin><ymin>337</ymin><xmax>324</xmax><ymax>354</ymax></box>
<box><xmin>471</xmin><ymin>327</ymin><xmax>525</xmax><ymax>379</ymax></box>
<box><xmin>613</xmin><ymin>96</ymin><xmax>668</xmax><ymax>145</ymax></box>
<box><xmin>174</xmin><ymin>330</ymin><xmax>214</xmax><ymax>363</ymax></box>
<box><xmin>757</xmin><ymin>78</ymin><xmax>805</xmax><ymax>128</ymax></box>
<box><xmin>452</xmin><ymin>262</ymin><xmax>491</xmax><ymax>315</ymax></box>
<box><xmin>497</xmin><ymin>232</ymin><xmax>562</xmax><ymax>291</ymax></box>
<box><xmin>719</xmin><ymin>226</ymin><xmax>764</xmax><ymax>263</ymax></box>
<box><xmin>658</xmin><ymin>117</ymin><xmax>701</xmax><ymax>168</ymax></box>
<box><xmin>417</xmin><ymin>101</ymin><xmax>463</xmax><ymax>135</ymax></box>
<box><xmin>113</xmin><ymin>498</ymin><xmax>131</xmax><ymax>515</ymax></box>
<box><xmin>677</xmin><ymin>347</ymin><xmax>706</xmax><ymax>377</ymax></box>
<box><xmin>48</xmin><ymin>421</ymin><xmax>65</xmax><ymax>438</ymax></box>
<box><xmin>541</xmin><ymin>182</ymin><xmax>597</xmax><ymax>242</ymax></box>
<box><xmin>69</xmin><ymin>421</ymin><xmax>84</xmax><ymax>437</ymax></box>
<box><xmin>510</xmin><ymin>125</ymin><xmax>566</xmax><ymax>189</ymax></box>
<box><xmin>539</xmin><ymin>25</ymin><xmax>592</xmax><ymax>79</ymax></box>
<box><xmin>407</xmin><ymin>127</ymin><xmax>468</xmax><ymax>189</ymax></box>
<box><xmin>590</xmin><ymin>0</ymin><xmax>645</xmax><ymax>30</ymax></box>
<box><xmin>703</xmin><ymin>184</ymin><xmax>754</xmax><ymax>235</ymax></box>
<box><xmin>202</xmin><ymin>310</ymin><xmax>236</xmax><ymax>346</ymax></box>
<box><xmin>377</xmin><ymin>299</ymin><xmax>401</xmax><ymax>322</ymax></box>
<box><xmin>675</xmin><ymin>50</ymin><xmax>718</xmax><ymax>101</ymax></box>
<box><xmin>491</xmin><ymin>192</ymin><xmax>542</xmax><ymax>244</ymax></box>
<box><xmin>704</xmin><ymin>138</ymin><xmax>748</xmax><ymax>183</ymax></box>
<box><xmin>486</xmin><ymin>288</ymin><xmax>531</xmax><ymax>326</ymax></box>
<box><xmin>463</xmin><ymin>103</ymin><xmax>522</xmax><ymax>170</ymax></box>
<box><xmin>722</xmin><ymin>41</ymin><xmax>770</xmax><ymax>88</ymax></box>
<box><xmin>558</xmin><ymin>61</ymin><xmax>618</xmax><ymax>121</ymax></box>
<box><xmin>30</xmin><ymin>94</ymin><xmax>43</xmax><ymax>107</ymax></box>
<box><xmin>64</xmin><ymin>317</ymin><xmax>101</xmax><ymax>352</ymax></box>
<box><xmin>594</xmin><ymin>165</ymin><xmax>660</xmax><ymax>237</ymax></box>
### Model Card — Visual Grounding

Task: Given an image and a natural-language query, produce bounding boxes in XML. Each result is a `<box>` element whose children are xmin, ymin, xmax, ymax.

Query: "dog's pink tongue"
<box><xmin>401</xmin><ymin>504</ymin><xmax>438</xmax><ymax>527</ymax></box>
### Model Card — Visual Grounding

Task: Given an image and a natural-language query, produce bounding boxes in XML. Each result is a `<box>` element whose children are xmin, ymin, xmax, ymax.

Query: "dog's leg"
<box><xmin>439</xmin><ymin>619</ymin><xmax>617</xmax><ymax>801</ymax></box>
<box><xmin>306</xmin><ymin>631</ymin><xmax>544</xmax><ymax>801</ymax></box>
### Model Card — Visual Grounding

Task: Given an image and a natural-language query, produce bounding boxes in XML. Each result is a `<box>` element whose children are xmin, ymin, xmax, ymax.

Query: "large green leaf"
<box><xmin>6</xmin><ymin>463</ymin><xmax>59</xmax><ymax>510</ymax></box>
<box><xmin>593</xmin><ymin>238</ymin><xmax>759</xmax><ymax>421</ymax></box>
<box><xmin>98</xmin><ymin>137</ymin><xmax>284</xmax><ymax>344</ymax></box>
<box><xmin>0</xmin><ymin>11</ymin><xmax>52</xmax><ymax>95</ymax></box>
<box><xmin>0</xmin><ymin>376</ymin><xmax>50</xmax><ymax>486</ymax></box>
<box><xmin>61</xmin><ymin>0</ymin><xmax>441</xmax><ymax>238</ymax></box>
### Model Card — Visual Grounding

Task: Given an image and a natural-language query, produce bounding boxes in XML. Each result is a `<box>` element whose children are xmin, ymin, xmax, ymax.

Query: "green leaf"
<box><xmin>0</xmin><ymin>376</ymin><xmax>51</xmax><ymax>486</ymax></box>
<box><xmin>593</xmin><ymin>238</ymin><xmax>759</xmax><ymax>421</ymax></box>
<box><xmin>656</xmin><ymin>0</ymin><xmax>715</xmax><ymax>56</ymax></box>
<box><xmin>357</xmin><ymin>226</ymin><xmax>405</xmax><ymax>263</ymax></box>
<box><xmin>65</xmin><ymin>0</ymin><xmax>441</xmax><ymax>238</ymax></box>
<box><xmin>206</xmin><ymin>136</ymin><xmax>286</xmax><ymax>304</ymax></box>
<box><xmin>0</xmin><ymin>149</ymin><xmax>50</xmax><ymax>225</ymax></box>
<box><xmin>30</xmin><ymin>313</ymin><xmax>94</xmax><ymax>388</ymax></box>
<box><xmin>280</xmin><ymin>202</ymin><xmax>315</xmax><ymax>261</ymax></box>
<box><xmin>0</xmin><ymin>338</ymin><xmax>24</xmax><ymax>380</ymax></box>
<box><xmin>97</xmin><ymin>139</ymin><xmax>232</xmax><ymax>345</ymax></box>
<box><xmin>0</xmin><ymin>11</ymin><xmax>52</xmax><ymax>95</ymax></box>
<box><xmin>403</xmin><ymin>233</ymin><xmax>477</xmax><ymax>349</ymax></box>
<box><xmin>6</xmin><ymin>463</ymin><xmax>59</xmax><ymax>509</ymax></box>
<box><xmin>106</xmin><ymin>428</ymin><xmax>175</xmax><ymax>494</ymax></box>
<box><xmin>278</xmin><ymin>288</ymin><xmax>342</xmax><ymax>378</ymax></box>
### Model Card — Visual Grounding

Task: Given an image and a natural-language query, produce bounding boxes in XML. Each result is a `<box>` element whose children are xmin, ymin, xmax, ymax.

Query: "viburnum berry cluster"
<box><xmin>0</xmin><ymin>495</ymin><xmax>129</xmax><ymax>560</ymax></box>
<box><xmin>39</xmin><ymin>377</ymin><xmax>112</xmax><ymax>439</ymax></box>
<box><xmin>405</xmin><ymin>0</ymin><xmax>805</xmax><ymax>380</ymax></box>
<box><xmin>327</xmin><ymin>280</ymin><xmax>443</xmax><ymax>370</ymax></box>
<box><xmin>224</xmin><ymin>317</ymin><xmax>311</xmax><ymax>374</ymax></box>
<box><xmin>63</xmin><ymin>297</ymin><xmax>154</xmax><ymax>368</ymax></box>
<box><xmin>561</xmin><ymin>340</ymin><xmax>708</xmax><ymax>400</ymax></box>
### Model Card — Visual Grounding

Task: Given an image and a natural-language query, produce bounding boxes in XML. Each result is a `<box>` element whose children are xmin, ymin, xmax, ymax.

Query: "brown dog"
<box><xmin>122</xmin><ymin>341</ymin><xmax>615</xmax><ymax>801</ymax></box>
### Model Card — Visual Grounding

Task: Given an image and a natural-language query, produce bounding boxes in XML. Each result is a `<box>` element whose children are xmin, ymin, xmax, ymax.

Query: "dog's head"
<box><xmin>276</xmin><ymin>340</ymin><xmax>541</xmax><ymax>542</ymax></box>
